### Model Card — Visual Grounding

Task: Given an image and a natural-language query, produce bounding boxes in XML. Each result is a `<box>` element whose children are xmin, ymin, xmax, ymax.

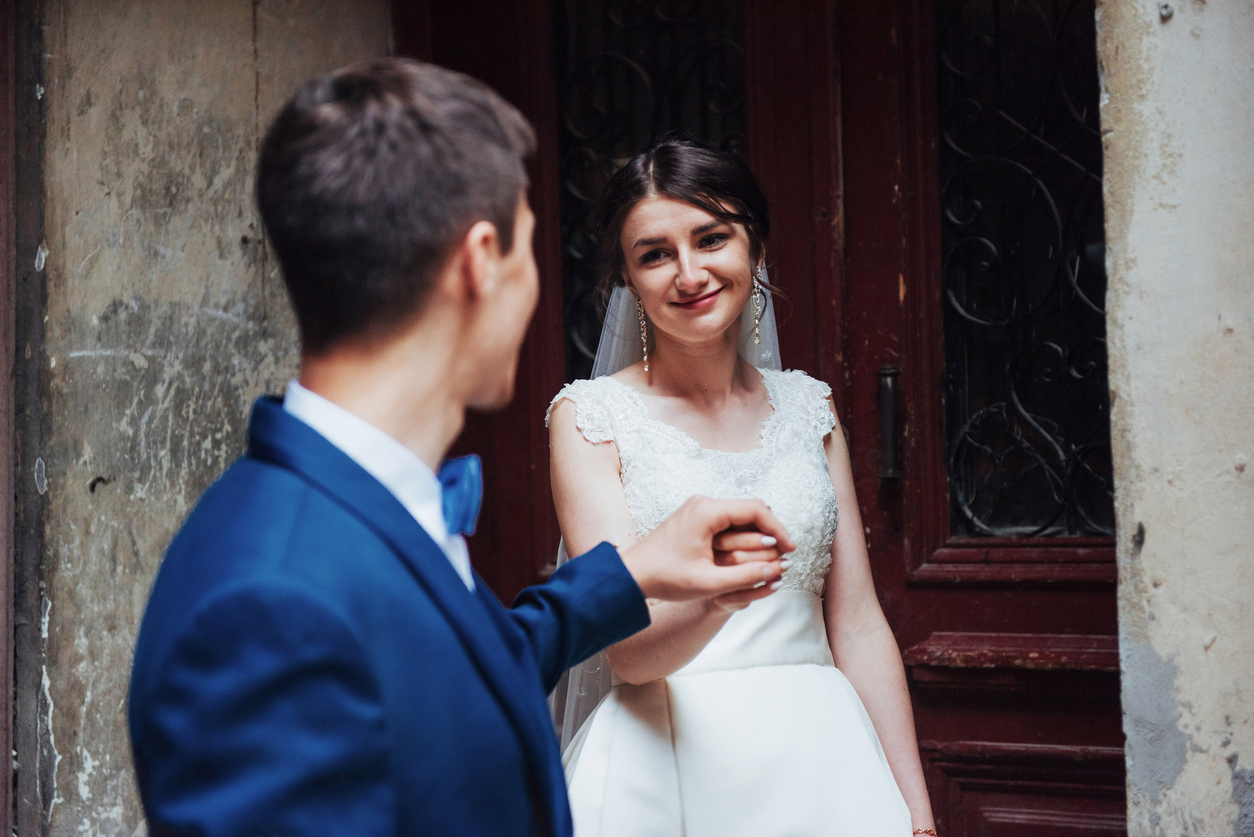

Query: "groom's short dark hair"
<box><xmin>257</xmin><ymin>58</ymin><xmax>536</xmax><ymax>354</ymax></box>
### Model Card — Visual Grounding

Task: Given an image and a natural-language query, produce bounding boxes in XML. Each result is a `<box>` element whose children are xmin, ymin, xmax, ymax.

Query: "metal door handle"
<box><xmin>878</xmin><ymin>365</ymin><xmax>900</xmax><ymax>479</ymax></box>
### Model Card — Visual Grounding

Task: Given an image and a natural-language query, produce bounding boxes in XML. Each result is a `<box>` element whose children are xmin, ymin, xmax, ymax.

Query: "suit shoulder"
<box><xmin>137</xmin><ymin>458</ymin><xmax>383</xmax><ymax>687</ymax></box>
<box><xmin>167</xmin><ymin>455</ymin><xmax>377</xmax><ymax>578</ymax></box>
<box><xmin>131</xmin><ymin>577</ymin><xmax>373</xmax><ymax>719</ymax></box>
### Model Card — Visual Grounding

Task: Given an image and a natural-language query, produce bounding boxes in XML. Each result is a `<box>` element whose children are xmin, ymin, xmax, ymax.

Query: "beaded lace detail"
<box><xmin>546</xmin><ymin>368</ymin><xmax>838</xmax><ymax>595</ymax></box>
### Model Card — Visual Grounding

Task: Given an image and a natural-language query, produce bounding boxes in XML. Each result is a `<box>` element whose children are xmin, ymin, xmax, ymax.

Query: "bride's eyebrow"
<box><xmin>632</xmin><ymin>220</ymin><xmax>727</xmax><ymax>250</ymax></box>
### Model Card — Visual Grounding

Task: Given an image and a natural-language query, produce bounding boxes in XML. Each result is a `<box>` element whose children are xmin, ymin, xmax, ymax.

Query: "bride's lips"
<box><xmin>670</xmin><ymin>285</ymin><xmax>725</xmax><ymax>311</ymax></box>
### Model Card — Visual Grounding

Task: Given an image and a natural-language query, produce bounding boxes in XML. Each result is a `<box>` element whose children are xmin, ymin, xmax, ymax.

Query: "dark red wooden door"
<box><xmin>836</xmin><ymin>0</ymin><xmax>1127</xmax><ymax>833</ymax></box>
<box><xmin>395</xmin><ymin>2</ymin><xmax>1126</xmax><ymax>833</ymax></box>
<box><xmin>394</xmin><ymin>0</ymin><xmax>567</xmax><ymax>599</ymax></box>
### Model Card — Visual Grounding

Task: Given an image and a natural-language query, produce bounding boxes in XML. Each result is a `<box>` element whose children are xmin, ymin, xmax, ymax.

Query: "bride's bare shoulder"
<box><xmin>607</xmin><ymin>362</ymin><xmax>647</xmax><ymax>388</ymax></box>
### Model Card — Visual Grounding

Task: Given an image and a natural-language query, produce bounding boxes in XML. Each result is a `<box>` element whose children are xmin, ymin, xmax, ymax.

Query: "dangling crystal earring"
<box><xmin>636</xmin><ymin>295</ymin><xmax>650</xmax><ymax>372</ymax></box>
<box><xmin>752</xmin><ymin>266</ymin><xmax>765</xmax><ymax>345</ymax></box>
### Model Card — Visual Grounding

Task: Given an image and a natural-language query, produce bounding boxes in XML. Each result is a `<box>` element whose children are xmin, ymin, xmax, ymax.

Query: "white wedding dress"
<box><xmin>548</xmin><ymin>367</ymin><xmax>913</xmax><ymax>837</ymax></box>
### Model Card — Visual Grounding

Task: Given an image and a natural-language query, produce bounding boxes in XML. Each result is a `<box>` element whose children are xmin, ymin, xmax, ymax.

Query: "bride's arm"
<box><xmin>820</xmin><ymin>400</ymin><xmax>936</xmax><ymax>833</ymax></box>
<box><xmin>549</xmin><ymin>398</ymin><xmax>766</xmax><ymax>685</ymax></box>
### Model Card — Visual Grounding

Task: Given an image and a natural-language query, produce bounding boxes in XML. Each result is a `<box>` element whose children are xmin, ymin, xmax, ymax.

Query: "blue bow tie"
<box><xmin>438</xmin><ymin>454</ymin><xmax>482</xmax><ymax>537</ymax></box>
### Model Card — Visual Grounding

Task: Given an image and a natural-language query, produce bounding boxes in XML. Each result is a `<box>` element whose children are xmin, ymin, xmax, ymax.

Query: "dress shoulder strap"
<box><xmin>545</xmin><ymin>378</ymin><xmax>624</xmax><ymax>445</ymax></box>
<box><xmin>764</xmin><ymin>368</ymin><xmax>837</xmax><ymax>438</ymax></box>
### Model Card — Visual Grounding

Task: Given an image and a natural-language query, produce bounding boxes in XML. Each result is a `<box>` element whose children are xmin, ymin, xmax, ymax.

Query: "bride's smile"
<box><xmin>670</xmin><ymin>284</ymin><xmax>724</xmax><ymax>310</ymax></box>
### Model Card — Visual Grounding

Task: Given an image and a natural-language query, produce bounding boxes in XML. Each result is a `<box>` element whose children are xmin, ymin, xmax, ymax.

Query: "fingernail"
<box><xmin>769</xmin><ymin>581</ymin><xmax>783</xmax><ymax>591</ymax></box>
<box><xmin>779</xmin><ymin>560</ymin><xmax>793</xmax><ymax>570</ymax></box>
<box><xmin>760</xmin><ymin>535</ymin><xmax>777</xmax><ymax>547</ymax></box>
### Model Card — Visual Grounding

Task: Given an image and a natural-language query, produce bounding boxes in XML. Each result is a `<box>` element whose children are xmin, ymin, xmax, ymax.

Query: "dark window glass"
<box><xmin>936</xmin><ymin>0</ymin><xmax>1114</xmax><ymax>536</ymax></box>
<box><xmin>554</xmin><ymin>0</ymin><xmax>746</xmax><ymax>381</ymax></box>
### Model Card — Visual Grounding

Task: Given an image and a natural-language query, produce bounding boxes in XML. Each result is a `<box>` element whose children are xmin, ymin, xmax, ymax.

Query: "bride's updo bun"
<box><xmin>593</xmin><ymin>134</ymin><xmax>771</xmax><ymax>292</ymax></box>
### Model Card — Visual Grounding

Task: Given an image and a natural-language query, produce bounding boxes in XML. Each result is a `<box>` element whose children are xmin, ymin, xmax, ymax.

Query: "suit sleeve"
<box><xmin>132</xmin><ymin>582</ymin><xmax>395</xmax><ymax>837</ymax></box>
<box><xmin>507</xmin><ymin>542</ymin><xmax>650</xmax><ymax>693</ymax></box>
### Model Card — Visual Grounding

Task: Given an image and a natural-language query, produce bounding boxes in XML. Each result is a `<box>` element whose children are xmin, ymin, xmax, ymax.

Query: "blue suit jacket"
<box><xmin>128</xmin><ymin>397</ymin><xmax>649</xmax><ymax>836</ymax></box>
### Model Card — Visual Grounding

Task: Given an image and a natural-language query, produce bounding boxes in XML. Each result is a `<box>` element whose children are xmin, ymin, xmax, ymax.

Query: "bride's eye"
<box><xmin>699</xmin><ymin>233</ymin><xmax>729</xmax><ymax>248</ymax></box>
<box><xmin>639</xmin><ymin>248</ymin><xmax>667</xmax><ymax>265</ymax></box>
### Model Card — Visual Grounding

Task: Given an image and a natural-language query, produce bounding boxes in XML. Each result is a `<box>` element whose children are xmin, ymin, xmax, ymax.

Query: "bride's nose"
<box><xmin>673</xmin><ymin>251</ymin><xmax>708</xmax><ymax>294</ymax></box>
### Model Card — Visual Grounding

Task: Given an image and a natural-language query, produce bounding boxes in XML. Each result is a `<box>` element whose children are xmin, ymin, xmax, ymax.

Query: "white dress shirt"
<box><xmin>282</xmin><ymin>380</ymin><xmax>475</xmax><ymax>591</ymax></box>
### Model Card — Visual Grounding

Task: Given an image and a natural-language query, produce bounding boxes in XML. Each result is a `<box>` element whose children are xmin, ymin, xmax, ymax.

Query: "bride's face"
<box><xmin>619</xmin><ymin>195</ymin><xmax>755</xmax><ymax>351</ymax></box>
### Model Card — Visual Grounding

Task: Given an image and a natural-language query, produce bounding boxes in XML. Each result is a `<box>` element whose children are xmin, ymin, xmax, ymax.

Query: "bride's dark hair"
<box><xmin>593</xmin><ymin>134</ymin><xmax>771</xmax><ymax>293</ymax></box>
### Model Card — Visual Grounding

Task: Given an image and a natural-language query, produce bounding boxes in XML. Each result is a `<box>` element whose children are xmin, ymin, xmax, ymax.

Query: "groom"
<box><xmin>127</xmin><ymin>58</ymin><xmax>792</xmax><ymax>837</ymax></box>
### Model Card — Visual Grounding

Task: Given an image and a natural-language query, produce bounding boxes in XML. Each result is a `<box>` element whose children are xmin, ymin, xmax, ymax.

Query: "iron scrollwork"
<box><xmin>555</xmin><ymin>0</ymin><xmax>746</xmax><ymax>381</ymax></box>
<box><xmin>937</xmin><ymin>0</ymin><xmax>1115</xmax><ymax>537</ymax></box>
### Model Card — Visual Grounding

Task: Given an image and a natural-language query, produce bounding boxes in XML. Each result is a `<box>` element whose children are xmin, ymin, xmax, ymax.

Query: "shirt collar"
<box><xmin>281</xmin><ymin>380</ymin><xmax>451</xmax><ymax>546</ymax></box>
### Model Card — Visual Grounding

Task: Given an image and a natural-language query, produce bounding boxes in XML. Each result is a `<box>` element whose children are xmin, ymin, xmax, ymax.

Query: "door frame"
<box><xmin>392</xmin><ymin>2</ymin><xmax>1126</xmax><ymax>832</ymax></box>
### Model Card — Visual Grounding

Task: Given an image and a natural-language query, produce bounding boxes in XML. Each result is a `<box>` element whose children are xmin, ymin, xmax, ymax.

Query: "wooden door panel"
<box><xmin>924</xmin><ymin>744</ymin><xmax>1126</xmax><ymax>836</ymax></box>
<box><xmin>959</xmin><ymin>794</ymin><xmax>1126</xmax><ymax>836</ymax></box>
<box><xmin>743</xmin><ymin>0</ymin><xmax>842</xmax><ymax>391</ymax></box>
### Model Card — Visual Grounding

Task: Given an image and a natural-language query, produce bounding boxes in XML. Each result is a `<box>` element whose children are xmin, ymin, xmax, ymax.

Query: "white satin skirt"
<box><xmin>563</xmin><ymin>591</ymin><xmax>913</xmax><ymax>836</ymax></box>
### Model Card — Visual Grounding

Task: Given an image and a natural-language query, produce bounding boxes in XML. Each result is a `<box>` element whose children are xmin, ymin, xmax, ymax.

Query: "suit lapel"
<box><xmin>246</xmin><ymin>397</ymin><xmax>565</xmax><ymax>830</ymax></box>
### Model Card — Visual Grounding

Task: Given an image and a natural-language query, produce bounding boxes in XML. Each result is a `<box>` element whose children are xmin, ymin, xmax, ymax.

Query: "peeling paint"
<box><xmin>1231</xmin><ymin>757</ymin><xmax>1254</xmax><ymax>837</ymax></box>
<box><xmin>76</xmin><ymin>746</ymin><xmax>97</xmax><ymax>802</ymax></box>
<box><xmin>40</xmin><ymin>664</ymin><xmax>62</xmax><ymax>823</ymax></box>
<box><xmin>1122</xmin><ymin>640</ymin><xmax>1189</xmax><ymax>800</ymax></box>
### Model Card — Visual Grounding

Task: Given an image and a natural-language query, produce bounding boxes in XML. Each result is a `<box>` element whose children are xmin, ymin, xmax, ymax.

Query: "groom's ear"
<box><xmin>448</xmin><ymin>219</ymin><xmax>504</xmax><ymax>303</ymax></box>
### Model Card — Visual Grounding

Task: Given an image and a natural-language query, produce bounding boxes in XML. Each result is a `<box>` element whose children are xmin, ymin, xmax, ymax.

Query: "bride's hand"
<box><xmin>709</xmin><ymin>528</ymin><xmax>793</xmax><ymax>612</ymax></box>
<box><xmin>618</xmin><ymin>496</ymin><xmax>795</xmax><ymax>602</ymax></box>
<box><xmin>711</xmin><ymin>527</ymin><xmax>789</xmax><ymax>564</ymax></box>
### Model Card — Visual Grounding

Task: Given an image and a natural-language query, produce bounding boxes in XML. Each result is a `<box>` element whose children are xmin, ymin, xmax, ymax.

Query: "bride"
<box><xmin>547</xmin><ymin>137</ymin><xmax>937</xmax><ymax>836</ymax></box>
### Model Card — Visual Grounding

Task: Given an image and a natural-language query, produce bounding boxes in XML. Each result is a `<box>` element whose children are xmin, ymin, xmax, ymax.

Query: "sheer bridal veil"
<box><xmin>550</xmin><ymin>278</ymin><xmax>782</xmax><ymax>754</ymax></box>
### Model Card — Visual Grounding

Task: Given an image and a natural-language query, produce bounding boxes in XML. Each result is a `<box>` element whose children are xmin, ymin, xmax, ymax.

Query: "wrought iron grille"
<box><xmin>936</xmin><ymin>0</ymin><xmax>1115</xmax><ymax>537</ymax></box>
<box><xmin>554</xmin><ymin>0</ymin><xmax>746</xmax><ymax>381</ymax></box>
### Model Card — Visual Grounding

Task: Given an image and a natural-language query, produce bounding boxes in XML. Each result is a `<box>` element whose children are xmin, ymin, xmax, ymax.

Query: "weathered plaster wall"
<box><xmin>19</xmin><ymin>2</ymin><xmax>391</xmax><ymax>833</ymax></box>
<box><xmin>1097</xmin><ymin>1</ymin><xmax>1254</xmax><ymax>834</ymax></box>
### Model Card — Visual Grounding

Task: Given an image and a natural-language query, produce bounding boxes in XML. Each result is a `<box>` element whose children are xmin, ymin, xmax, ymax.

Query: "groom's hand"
<box><xmin>618</xmin><ymin>496</ymin><xmax>795</xmax><ymax>602</ymax></box>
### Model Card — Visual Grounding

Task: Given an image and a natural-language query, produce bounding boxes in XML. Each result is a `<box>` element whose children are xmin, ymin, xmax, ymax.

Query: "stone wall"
<box><xmin>1097</xmin><ymin>1</ymin><xmax>1254</xmax><ymax>834</ymax></box>
<box><xmin>14</xmin><ymin>2</ymin><xmax>391</xmax><ymax>833</ymax></box>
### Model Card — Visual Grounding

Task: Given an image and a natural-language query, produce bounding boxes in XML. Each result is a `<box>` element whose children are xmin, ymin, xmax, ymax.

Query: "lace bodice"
<box><xmin>547</xmin><ymin>368</ymin><xmax>838</xmax><ymax>595</ymax></box>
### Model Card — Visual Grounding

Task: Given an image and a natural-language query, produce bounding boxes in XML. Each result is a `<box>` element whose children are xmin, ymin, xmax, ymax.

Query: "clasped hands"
<box><xmin>617</xmin><ymin>496</ymin><xmax>795</xmax><ymax>612</ymax></box>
